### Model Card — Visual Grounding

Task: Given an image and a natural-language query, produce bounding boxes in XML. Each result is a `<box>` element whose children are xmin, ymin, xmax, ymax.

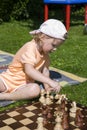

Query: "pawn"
<box><xmin>62</xmin><ymin>111</ymin><xmax>69</xmax><ymax>129</ymax></box>
<box><xmin>37</xmin><ymin>117</ymin><xmax>44</xmax><ymax>130</ymax></box>
<box><xmin>42</xmin><ymin>109</ymin><xmax>48</xmax><ymax>116</ymax></box>
<box><xmin>47</xmin><ymin>109</ymin><xmax>52</xmax><ymax>119</ymax></box>
<box><xmin>42</xmin><ymin>104</ymin><xmax>47</xmax><ymax>110</ymax></box>
<box><xmin>75</xmin><ymin>109</ymin><xmax>84</xmax><ymax>127</ymax></box>
<box><xmin>43</xmin><ymin>116</ymin><xmax>48</xmax><ymax>126</ymax></box>
<box><xmin>39</xmin><ymin>89</ymin><xmax>46</xmax><ymax>104</ymax></box>
<box><xmin>70</xmin><ymin>101</ymin><xmax>77</xmax><ymax>117</ymax></box>
<box><xmin>56</xmin><ymin>95</ymin><xmax>63</xmax><ymax>105</ymax></box>
<box><xmin>42</xmin><ymin>104</ymin><xmax>50</xmax><ymax>117</ymax></box>
<box><xmin>55</xmin><ymin>93</ymin><xmax>60</xmax><ymax>100</ymax></box>
<box><xmin>70</xmin><ymin>101</ymin><xmax>77</xmax><ymax>113</ymax></box>
<box><xmin>54</xmin><ymin>115</ymin><xmax>64</xmax><ymax>130</ymax></box>
<box><xmin>61</xmin><ymin>99</ymin><xmax>66</xmax><ymax>112</ymax></box>
<box><xmin>45</xmin><ymin>91</ymin><xmax>52</xmax><ymax>105</ymax></box>
<box><xmin>55</xmin><ymin>115</ymin><xmax>62</xmax><ymax>123</ymax></box>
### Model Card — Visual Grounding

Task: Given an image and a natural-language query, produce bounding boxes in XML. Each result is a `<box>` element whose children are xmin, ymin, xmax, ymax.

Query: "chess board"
<box><xmin>0</xmin><ymin>99</ymin><xmax>87</xmax><ymax>130</ymax></box>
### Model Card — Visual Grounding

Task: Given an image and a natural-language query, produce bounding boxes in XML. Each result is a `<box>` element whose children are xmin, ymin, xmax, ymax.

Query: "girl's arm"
<box><xmin>24</xmin><ymin>63</ymin><xmax>52</xmax><ymax>85</ymax></box>
<box><xmin>42</xmin><ymin>66</ymin><xmax>54</xmax><ymax>92</ymax></box>
<box><xmin>24</xmin><ymin>63</ymin><xmax>61</xmax><ymax>92</ymax></box>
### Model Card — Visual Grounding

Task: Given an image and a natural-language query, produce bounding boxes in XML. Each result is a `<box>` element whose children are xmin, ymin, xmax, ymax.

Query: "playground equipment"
<box><xmin>44</xmin><ymin>0</ymin><xmax>87</xmax><ymax>30</ymax></box>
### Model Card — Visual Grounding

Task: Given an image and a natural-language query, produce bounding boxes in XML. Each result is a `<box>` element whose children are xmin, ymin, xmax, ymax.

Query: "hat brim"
<box><xmin>29</xmin><ymin>30</ymin><xmax>40</xmax><ymax>35</ymax></box>
<box><xmin>29</xmin><ymin>29</ymin><xmax>66</xmax><ymax>40</ymax></box>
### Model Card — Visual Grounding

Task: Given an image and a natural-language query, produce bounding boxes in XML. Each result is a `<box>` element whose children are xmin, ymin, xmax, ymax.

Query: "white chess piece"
<box><xmin>61</xmin><ymin>94</ymin><xmax>68</xmax><ymax>101</ymax></box>
<box><xmin>55</xmin><ymin>115</ymin><xmax>62</xmax><ymax>123</ymax></box>
<box><xmin>56</xmin><ymin>96</ymin><xmax>62</xmax><ymax>104</ymax></box>
<box><xmin>55</xmin><ymin>93</ymin><xmax>60</xmax><ymax>100</ymax></box>
<box><xmin>39</xmin><ymin>89</ymin><xmax>46</xmax><ymax>104</ymax></box>
<box><xmin>50</xmin><ymin>94</ymin><xmax>54</xmax><ymax>100</ymax></box>
<box><xmin>37</xmin><ymin>117</ymin><xmax>45</xmax><ymax>130</ymax></box>
<box><xmin>45</xmin><ymin>91</ymin><xmax>52</xmax><ymax>105</ymax></box>
<box><xmin>54</xmin><ymin>115</ymin><xmax>64</xmax><ymax>130</ymax></box>
<box><xmin>70</xmin><ymin>101</ymin><xmax>77</xmax><ymax>117</ymax></box>
<box><xmin>70</xmin><ymin>101</ymin><xmax>77</xmax><ymax>113</ymax></box>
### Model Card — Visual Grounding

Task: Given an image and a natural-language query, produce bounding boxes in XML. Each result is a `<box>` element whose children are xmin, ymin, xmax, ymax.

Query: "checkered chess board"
<box><xmin>0</xmin><ymin>100</ymin><xmax>87</xmax><ymax>130</ymax></box>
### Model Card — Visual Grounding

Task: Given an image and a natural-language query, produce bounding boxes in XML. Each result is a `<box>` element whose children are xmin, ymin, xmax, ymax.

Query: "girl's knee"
<box><xmin>31</xmin><ymin>83</ymin><xmax>41</xmax><ymax>97</ymax></box>
<box><xmin>0</xmin><ymin>78</ymin><xmax>7</xmax><ymax>92</ymax></box>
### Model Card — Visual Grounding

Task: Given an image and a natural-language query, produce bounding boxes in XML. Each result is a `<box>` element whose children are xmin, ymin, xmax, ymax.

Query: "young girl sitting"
<box><xmin>0</xmin><ymin>19</ymin><xmax>67</xmax><ymax>100</ymax></box>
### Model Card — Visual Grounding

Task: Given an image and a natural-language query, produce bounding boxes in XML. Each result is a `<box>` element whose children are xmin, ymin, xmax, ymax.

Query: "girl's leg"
<box><xmin>0</xmin><ymin>83</ymin><xmax>41</xmax><ymax>101</ymax></box>
<box><xmin>0</xmin><ymin>78</ymin><xmax>7</xmax><ymax>92</ymax></box>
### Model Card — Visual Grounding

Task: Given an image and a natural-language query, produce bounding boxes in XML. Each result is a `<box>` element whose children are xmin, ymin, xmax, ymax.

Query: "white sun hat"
<box><xmin>29</xmin><ymin>19</ymin><xmax>67</xmax><ymax>40</ymax></box>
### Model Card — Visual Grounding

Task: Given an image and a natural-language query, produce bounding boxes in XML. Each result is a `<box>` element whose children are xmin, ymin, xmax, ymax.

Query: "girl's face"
<box><xmin>40</xmin><ymin>35</ymin><xmax>64</xmax><ymax>54</ymax></box>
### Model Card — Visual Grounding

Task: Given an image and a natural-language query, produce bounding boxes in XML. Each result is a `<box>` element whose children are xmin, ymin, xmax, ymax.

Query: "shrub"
<box><xmin>11</xmin><ymin>0</ymin><xmax>29</xmax><ymax>20</ymax></box>
<box><xmin>0</xmin><ymin>0</ymin><xmax>14</xmax><ymax>21</ymax></box>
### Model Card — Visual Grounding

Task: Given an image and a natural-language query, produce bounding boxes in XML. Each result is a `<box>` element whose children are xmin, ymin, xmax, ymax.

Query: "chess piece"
<box><xmin>42</xmin><ymin>109</ymin><xmax>48</xmax><ymax>116</ymax></box>
<box><xmin>56</xmin><ymin>96</ymin><xmax>62</xmax><ymax>104</ymax></box>
<box><xmin>56</xmin><ymin>94</ymin><xmax>64</xmax><ymax>104</ymax></box>
<box><xmin>70</xmin><ymin>101</ymin><xmax>77</xmax><ymax>112</ymax></box>
<box><xmin>39</xmin><ymin>89</ymin><xmax>46</xmax><ymax>104</ymax></box>
<box><xmin>47</xmin><ymin>109</ymin><xmax>52</xmax><ymax>119</ymax></box>
<box><xmin>45</xmin><ymin>91</ymin><xmax>52</xmax><ymax>105</ymax></box>
<box><xmin>54</xmin><ymin>103</ymin><xmax>63</xmax><ymax>117</ymax></box>
<box><xmin>55</xmin><ymin>115</ymin><xmax>62</xmax><ymax>123</ymax></box>
<box><xmin>61</xmin><ymin>99</ymin><xmax>66</xmax><ymax>113</ymax></box>
<box><xmin>55</xmin><ymin>93</ymin><xmax>60</xmax><ymax>100</ymax></box>
<box><xmin>50</xmin><ymin>94</ymin><xmax>54</xmax><ymax>100</ymax></box>
<box><xmin>75</xmin><ymin>109</ymin><xmax>83</xmax><ymax>127</ymax></box>
<box><xmin>43</xmin><ymin>116</ymin><xmax>48</xmax><ymax>126</ymax></box>
<box><xmin>37</xmin><ymin>117</ymin><xmax>44</xmax><ymax>130</ymax></box>
<box><xmin>54</xmin><ymin>115</ymin><xmax>64</xmax><ymax>130</ymax></box>
<box><xmin>42</xmin><ymin>104</ymin><xmax>48</xmax><ymax>116</ymax></box>
<box><xmin>62</xmin><ymin>111</ymin><xmax>69</xmax><ymax>129</ymax></box>
<box><xmin>70</xmin><ymin>101</ymin><xmax>77</xmax><ymax>117</ymax></box>
<box><xmin>42</xmin><ymin>104</ymin><xmax>47</xmax><ymax>110</ymax></box>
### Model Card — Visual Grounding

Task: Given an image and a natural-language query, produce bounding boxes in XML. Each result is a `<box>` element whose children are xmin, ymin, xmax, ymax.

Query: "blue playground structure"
<box><xmin>44</xmin><ymin>0</ymin><xmax>87</xmax><ymax>30</ymax></box>
<box><xmin>44</xmin><ymin>0</ymin><xmax>87</xmax><ymax>4</ymax></box>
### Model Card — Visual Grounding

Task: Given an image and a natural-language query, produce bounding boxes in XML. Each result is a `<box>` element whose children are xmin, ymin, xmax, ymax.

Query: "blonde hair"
<box><xmin>33</xmin><ymin>32</ymin><xmax>68</xmax><ymax>43</ymax></box>
<box><xmin>33</xmin><ymin>32</ymin><xmax>47</xmax><ymax>43</ymax></box>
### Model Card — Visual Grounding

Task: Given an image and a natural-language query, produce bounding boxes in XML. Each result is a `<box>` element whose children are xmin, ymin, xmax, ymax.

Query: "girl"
<box><xmin>0</xmin><ymin>19</ymin><xmax>67</xmax><ymax>100</ymax></box>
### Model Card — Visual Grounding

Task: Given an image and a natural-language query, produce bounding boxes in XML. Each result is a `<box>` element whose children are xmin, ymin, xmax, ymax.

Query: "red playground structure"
<box><xmin>44</xmin><ymin>0</ymin><xmax>87</xmax><ymax>30</ymax></box>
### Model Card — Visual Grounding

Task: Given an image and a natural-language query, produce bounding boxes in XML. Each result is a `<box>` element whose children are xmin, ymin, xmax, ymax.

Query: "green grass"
<box><xmin>50</xmin><ymin>25</ymin><xmax>87</xmax><ymax>106</ymax></box>
<box><xmin>0</xmin><ymin>20</ymin><xmax>87</xmax><ymax>111</ymax></box>
<box><xmin>0</xmin><ymin>20</ymin><xmax>32</xmax><ymax>54</ymax></box>
<box><xmin>50</xmin><ymin>25</ymin><xmax>87</xmax><ymax>77</ymax></box>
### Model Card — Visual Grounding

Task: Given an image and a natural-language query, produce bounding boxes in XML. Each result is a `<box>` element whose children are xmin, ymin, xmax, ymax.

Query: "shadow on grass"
<box><xmin>0</xmin><ymin>97</ymin><xmax>39</xmax><ymax>112</ymax></box>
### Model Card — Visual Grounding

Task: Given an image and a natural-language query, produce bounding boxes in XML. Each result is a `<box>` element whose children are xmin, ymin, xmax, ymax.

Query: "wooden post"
<box><xmin>65</xmin><ymin>5</ymin><xmax>71</xmax><ymax>30</ymax></box>
<box><xmin>44</xmin><ymin>4</ymin><xmax>48</xmax><ymax>21</ymax></box>
<box><xmin>85</xmin><ymin>4</ymin><xmax>87</xmax><ymax>24</ymax></box>
<box><xmin>84</xmin><ymin>4</ymin><xmax>87</xmax><ymax>34</ymax></box>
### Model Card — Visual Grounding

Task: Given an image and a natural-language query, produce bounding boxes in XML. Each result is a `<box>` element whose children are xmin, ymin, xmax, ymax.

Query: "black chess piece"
<box><xmin>42</xmin><ymin>109</ymin><xmax>48</xmax><ymax>116</ymax></box>
<box><xmin>42</xmin><ymin>104</ymin><xmax>48</xmax><ymax>116</ymax></box>
<box><xmin>75</xmin><ymin>109</ymin><xmax>83</xmax><ymax>127</ymax></box>
<box><xmin>43</xmin><ymin>115</ymin><xmax>48</xmax><ymax>126</ymax></box>
<box><xmin>47</xmin><ymin>109</ymin><xmax>52</xmax><ymax>119</ymax></box>
<box><xmin>62</xmin><ymin>111</ymin><xmax>69</xmax><ymax>129</ymax></box>
<box><xmin>61</xmin><ymin>99</ymin><xmax>66</xmax><ymax>113</ymax></box>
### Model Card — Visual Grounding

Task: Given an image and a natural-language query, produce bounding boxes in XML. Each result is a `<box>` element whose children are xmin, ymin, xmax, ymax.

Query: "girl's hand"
<box><xmin>49</xmin><ymin>80</ymin><xmax>61</xmax><ymax>93</ymax></box>
<box><xmin>45</xmin><ymin>86</ymin><xmax>54</xmax><ymax>93</ymax></box>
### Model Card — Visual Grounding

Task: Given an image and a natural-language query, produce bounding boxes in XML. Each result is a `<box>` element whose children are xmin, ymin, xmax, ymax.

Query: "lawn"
<box><xmin>0</xmin><ymin>20</ymin><xmax>87</xmax><ymax>111</ymax></box>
